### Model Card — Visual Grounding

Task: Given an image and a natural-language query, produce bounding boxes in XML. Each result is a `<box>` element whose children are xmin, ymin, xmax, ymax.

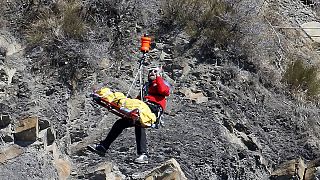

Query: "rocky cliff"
<box><xmin>1</xmin><ymin>0</ymin><xmax>320</xmax><ymax>179</ymax></box>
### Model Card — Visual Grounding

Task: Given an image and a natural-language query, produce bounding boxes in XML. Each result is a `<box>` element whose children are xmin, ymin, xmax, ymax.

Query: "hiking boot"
<box><xmin>134</xmin><ymin>154</ymin><xmax>149</xmax><ymax>164</ymax></box>
<box><xmin>87</xmin><ymin>144</ymin><xmax>107</xmax><ymax>157</ymax></box>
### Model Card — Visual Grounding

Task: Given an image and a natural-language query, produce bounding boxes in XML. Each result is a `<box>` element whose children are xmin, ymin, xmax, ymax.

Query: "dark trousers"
<box><xmin>99</xmin><ymin>102</ymin><xmax>162</xmax><ymax>155</ymax></box>
<box><xmin>100</xmin><ymin>118</ymin><xmax>147</xmax><ymax>155</ymax></box>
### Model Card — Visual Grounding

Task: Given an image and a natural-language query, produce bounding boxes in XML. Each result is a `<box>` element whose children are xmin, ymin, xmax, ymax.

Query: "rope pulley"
<box><xmin>140</xmin><ymin>34</ymin><xmax>151</xmax><ymax>53</ymax></box>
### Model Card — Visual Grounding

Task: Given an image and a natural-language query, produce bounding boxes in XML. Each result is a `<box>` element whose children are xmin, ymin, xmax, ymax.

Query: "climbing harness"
<box><xmin>144</xmin><ymin>100</ymin><xmax>164</xmax><ymax>128</ymax></box>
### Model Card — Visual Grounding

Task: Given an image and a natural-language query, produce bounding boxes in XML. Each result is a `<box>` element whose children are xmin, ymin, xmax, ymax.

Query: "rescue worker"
<box><xmin>88</xmin><ymin>66</ymin><xmax>170</xmax><ymax>164</ymax></box>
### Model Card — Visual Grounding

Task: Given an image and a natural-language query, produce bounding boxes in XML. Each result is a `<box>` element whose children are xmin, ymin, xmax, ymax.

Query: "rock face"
<box><xmin>85</xmin><ymin>162</ymin><xmax>125</xmax><ymax>180</ymax></box>
<box><xmin>179</xmin><ymin>87</ymin><xmax>208</xmax><ymax>104</ymax></box>
<box><xmin>0</xmin><ymin>114</ymin><xmax>11</xmax><ymax>128</ymax></box>
<box><xmin>2</xmin><ymin>0</ymin><xmax>320</xmax><ymax>179</ymax></box>
<box><xmin>270</xmin><ymin>158</ymin><xmax>306</xmax><ymax>180</ymax></box>
<box><xmin>0</xmin><ymin>145</ymin><xmax>23</xmax><ymax>163</ymax></box>
<box><xmin>301</xmin><ymin>21</ymin><xmax>320</xmax><ymax>43</ymax></box>
<box><xmin>144</xmin><ymin>158</ymin><xmax>187</xmax><ymax>180</ymax></box>
<box><xmin>270</xmin><ymin>158</ymin><xmax>320</xmax><ymax>180</ymax></box>
<box><xmin>14</xmin><ymin>117</ymin><xmax>38</xmax><ymax>143</ymax></box>
<box><xmin>54</xmin><ymin>158</ymin><xmax>71</xmax><ymax>180</ymax></box>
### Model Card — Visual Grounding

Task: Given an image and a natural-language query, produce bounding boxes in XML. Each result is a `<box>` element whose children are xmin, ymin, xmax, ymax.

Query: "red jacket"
<box><xmin>144</xmin><ymin>76</ymin><xmax>170</xmax><ymax>110</ymax></box>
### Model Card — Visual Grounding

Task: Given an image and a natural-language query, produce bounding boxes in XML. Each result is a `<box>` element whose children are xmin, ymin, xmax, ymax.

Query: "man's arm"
<box><xmin>155</xmin><ymin>76</ymin><xmax>170</xmax><ymax>96</ymax></box>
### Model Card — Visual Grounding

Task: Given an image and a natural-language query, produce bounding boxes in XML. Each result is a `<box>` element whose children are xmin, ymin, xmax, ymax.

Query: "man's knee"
<box><xmin>113</xmin><ymin>118</ymin><xmax>134</xmax><ymax>128</ymax></box>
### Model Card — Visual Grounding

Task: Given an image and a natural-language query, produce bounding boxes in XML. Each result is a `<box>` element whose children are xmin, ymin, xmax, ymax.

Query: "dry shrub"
<box><xmin>26</xmin><ymin>15</ymin><xmax>60</xmax><ymax>44</ymax></box>
<box><xmin>163</xmin><ymin>0</ymin><xmax>240</xmax><ymax>46</ymax></box>
<box><xmin>25</xmin><ymin>0</ymin><xmax>86</xmax><ymax>45</ymax></box>
<box><xmin>61</xmin><ymin>1</ymin><xmax>85</xmax><ymax>39</ymax></box>
<box><xmin>284</xmin><ymin>59</ymin><xmax>320</xmax><ymax>97</ymax></box>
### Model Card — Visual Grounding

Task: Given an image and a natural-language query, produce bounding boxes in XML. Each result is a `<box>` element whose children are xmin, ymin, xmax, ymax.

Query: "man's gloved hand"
<box><xmin>87</xmin><ymin>93</ymin><xmax>94</xmax><ymax>98</ymax></box>
<box><xmin>91</xmin><ymin>94</ymin><xmax>101</xmax><ymax>102</ymax></box>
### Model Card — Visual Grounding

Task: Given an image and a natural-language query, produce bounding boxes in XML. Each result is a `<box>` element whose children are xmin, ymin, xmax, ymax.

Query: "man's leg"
<box><xmin>134</xmin><ymin>125</ymin><xmax>149</xmax><ymax>163</ymax></box>
<box><xmin>100</xmin><ymin>118</ymin><xmax>134</xmax><ymax>149</ymax></box>
<box><xmin>135</xmin><ymin>103</ymin><xmax>163</xmax><ymax>156</ymax></box>
<box><xmin>135</xmin><ymin>126</ymin><xmax>147</xmax><ymax>155</ymax></box>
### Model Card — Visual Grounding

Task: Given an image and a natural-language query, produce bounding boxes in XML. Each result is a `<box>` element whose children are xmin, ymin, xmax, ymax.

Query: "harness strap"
<box><xmin>145</xmin><ymin>101</ymin><xmax>162</xmax><ymax>117</ymax></box>
<box><xmin>144</xmin><ymin>101</ymin><xmax>164</xmax><ymax>129</ymax></box>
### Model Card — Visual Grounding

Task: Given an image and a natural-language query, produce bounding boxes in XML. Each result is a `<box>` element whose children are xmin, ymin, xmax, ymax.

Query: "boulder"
<box><xmin>38</xmin><ymin>127</ymin><xmax>55</xmax><ymax>146</ymax></box>
<box><xmin>87</xmin><ymin>162</ymin><xmax>125</xmax><ymax>180</ymax></box>
<box><xmin>270</xmin><ymin>158</ymin><xmax>306</xmax><ymax>180</ymax></box>
<box><xmin>144</xmin><ymin>158</ymin><xmax>187</xmax><ymax>180</ymax></box>
<box><xmin>0</xmin><ymin>124</ymin><xmax>13</xmax><ymax>143</ymax></box>
<box><xmin>94</xmin><ymin>162</ymin><xmax>112</xmax><ymax>173</ymax></box>
<box><xmin>179</xmin><ymin>87</ymin><xmax>208</xmax><ymax>104</ymax></box>
<box><xmin>2</xmin><ymin>134</ymin><xmax>13</xmax><ymax>143</ymax></box>
<box><xmin>0</xmin><ymin>114</ymin><xmax>11</xmax><ymax>128</ymax></box>
<box><xmin>304</xmin><ymin>158</ymin><xmax>320</xmax><ymax>180</ymax></box>
<box><xmin>238</xmin><ymin>132</ymin><xmax>261</xmax><ymax>151</ymax></box>
<box><xmin>54</xmin><ymin>158</ymin><xmax>71</xmax><ymax>180</ymax></box>
<box><xmin>0</xmin><ymin>144</ymin><xmax>23</xmax><ymax>163</ymax></box>
<box><xmin>301</xmin><ymin>21</ymin><xmax>320</xmax><ymax>43</ymax></box>
<box><xmin>47</xmin><ymin>127</ymin><xmax>55</xmax><ymax>146</ymax></box>
<box><xmin>88</xmin><ymin>162</ymin><xmax>112</xmax><ymax>180</ymax></box>
<box><xmin>39</xmin><ymin>119</ymin><xmax>50</xmax><ymax>131</ymax></box>
<box><xmin>14</xmin><ymin>116</ymin><xmax>39</xmax><ymax>143</ymax></box>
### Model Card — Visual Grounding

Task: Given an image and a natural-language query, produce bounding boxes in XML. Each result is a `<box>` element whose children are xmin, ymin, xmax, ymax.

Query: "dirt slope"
<box><xmin>1</xmin><ymin>0</ymin><xmax>320</xmax><ymax>179</ymax></box>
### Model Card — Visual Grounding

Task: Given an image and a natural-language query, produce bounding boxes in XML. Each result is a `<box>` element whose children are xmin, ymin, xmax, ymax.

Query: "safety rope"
<box><xmin>125</xmin><ymin>59</ymin><xmax>142</xmax><ymax>98</ymax></box>
<box><xmin>123</xmin><ymin>33</ymin><xmax>151</xmax><ymax>101</ymax></box>
<box><xmin>124</xmin><ymin>53</ymin><xmax>147</xmax><ymax>107</ymax></box>
<box><xmin>93</xmin><ymin>34</ymin><xmax>151</xmax><ymax>120</ymax></box>
<box><xmin>121</xmin><ymin>68</ymin><xmax>139</xmax><ymax>109</ymax></box>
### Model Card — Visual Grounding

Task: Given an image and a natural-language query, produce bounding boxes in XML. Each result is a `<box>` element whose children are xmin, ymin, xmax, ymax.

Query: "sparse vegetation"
<box><xmin>23</xmin><ymin>0</ymin><xmax>86</xmax><ymax>45</ymax></box>
<box><xmin>61</xmin><ymin>1</ymin><xmax>85</xmax><ymax>39</ymax></box>
<box><xmin>162</xmin><ymin>0</ymin><xmax>240</xmax><ymax>47</ymax></box>
<box><xmin>5</xmin><ymin>0</ymin><xmax>89</xmax><ymax>92</ymax></box>
<box><xmin>25</xmin><ymin>15</ymin><xmax>60</xmax><ymax>45</ymax></box>
<box><xmin>284</xmin><ymin>59</ymin><xmax>320</xmax><ymax>97</ymax></box>
<box><xmin>1</xmin><ymin>0</ymin><xmax>130</xmax><ymax>92</ymax></box>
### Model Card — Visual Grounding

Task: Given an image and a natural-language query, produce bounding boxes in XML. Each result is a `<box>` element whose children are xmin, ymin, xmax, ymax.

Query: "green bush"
<box><xmin>162</xmin><ymin>0</ymin><xmax>239</xmax><ymax>46</ymax></box>
<box><xmin>284</xmin><ymin>59</ymin><xmax>320</xmax><ymax>97</ymax></box>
